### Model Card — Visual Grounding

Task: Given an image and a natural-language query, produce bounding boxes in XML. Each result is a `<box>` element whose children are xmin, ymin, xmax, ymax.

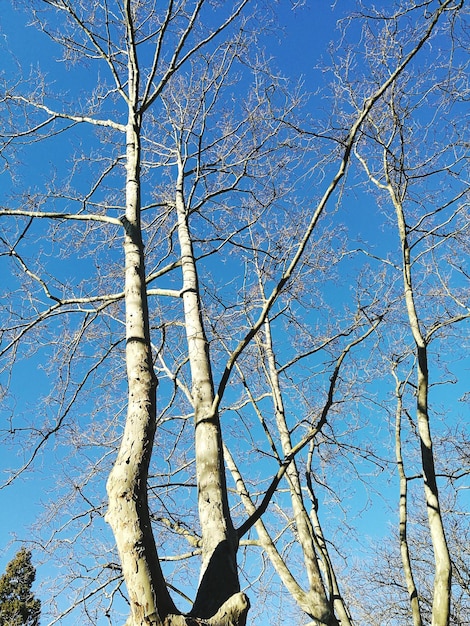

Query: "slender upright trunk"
<box><xmin>262</xmin><ymin>317</ymin><xmax>337</xmax><ymax>625</ymax></box>
<box><xmin>105</xmin><ymin>113</ymin><xmax>177</xmax><ymax>626</ymax></box>
<box><xmin>392</xmin><ymin>189</ymin><xmax>452</xmax><ymax>626</ymax></box>
<box><xmin>106</xmin><ymin>8</ymin><xmax>177</xmax><ymax>623</ymax></box>
<box><xmin>307</xmin><ymin>493</ymin><xmax>353</xmax><ymax>626</ymax></box>
<box><xmin>393</xmin><ymin>372</ymin><xmax>423</xmax><ymax>626</ymax></box>
<box><xmin>174</xmin><ymin>156</ymin><xmax>243</xmax><ymax>621</ymax></box>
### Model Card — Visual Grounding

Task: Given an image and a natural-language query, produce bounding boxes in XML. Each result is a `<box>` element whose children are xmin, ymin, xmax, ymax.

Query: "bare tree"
<box><xmin>0</xmin><ymin>1</ymin><xmax>468</xmax><ymax>626</ymax></box>
<box><xmin>348</xmin><ymin>2</ymin><xmax>469</xmax><ymax>624</ymax></box>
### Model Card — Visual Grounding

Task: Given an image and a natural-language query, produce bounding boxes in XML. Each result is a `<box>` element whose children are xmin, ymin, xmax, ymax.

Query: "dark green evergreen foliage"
<box><xmin>0</xmin><ymin>549</ymin><xmax>41</xmax><ymax>626</ymax></box>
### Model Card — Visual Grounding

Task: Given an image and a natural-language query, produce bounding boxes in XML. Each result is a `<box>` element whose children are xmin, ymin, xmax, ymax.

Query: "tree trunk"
<box><xmin>392</xmin><ymin>188</ymin><xmax>452</xmax><ymax>626</ymax></box>
<box><xmin>161</xmin><ymin>592</ymin><xmax>249</xmax><ymax>625</ymax></box>
<box><xmin>106</xmin><ymin>13</ymin><xmax>178</xmax><ymax>621</ymax></box>
<box><xmin>106</xmin><ymin>111</ymin><xmax>178</xmax><ymax>624</ymax></box>
<box><xmin>393</xmin><ymin>372</ymin><xmax>422</xmax><ymax>626</ymax></box>
<box><xmin>174</xmin><ymin>155</ymin><xmax>242</xmax><ymax>620</ymax></box>
<box><xmin>263</xmin><ymin>317</ymin><xmax>337</xmax><ymax>625</ymax></box>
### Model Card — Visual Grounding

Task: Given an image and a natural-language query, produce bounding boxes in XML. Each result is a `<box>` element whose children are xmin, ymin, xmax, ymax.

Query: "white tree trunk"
<box><xmin>262</xmin><ymin>317</ymin><xmax>337</xmax><ymax>625</ymax></box>
<box><xmin>106</xmin><ymin>112</ymin><xmax>178</xmax><ymax>625</ymax></box>
<box><xmin>105</xmin><ymin>16</ymin><xmax>178</xmax><ymax>620</ymax></box>
<box><xmin>392</xmin><ymin>188</ymin><xmax>452</xmax><ymax>626</ymax></box>
<box><xmin>393</xmin><ymin>371</ymin><xmax>422</xmax><ymax>626</ymax></box>
<box><xmin>174</xmin><ymin>156</ymin><xmax>242</xmax><ymax>621</ymax></box>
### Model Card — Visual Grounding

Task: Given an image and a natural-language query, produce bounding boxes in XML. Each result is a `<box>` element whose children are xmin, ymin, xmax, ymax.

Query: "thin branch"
<box><xmin>237</xmin><ymin>318</ymin><xmax>381</xmax><ymax>538</ymax></box>
<box><xmin>0</xmin><ymin>208</ymin><xmax>122</xmax><ymax>226</ymax></box>
<box><xmin>212</xmin><ymin>0</ymin><xmax>449</xmax><ymax>415</ymax></box>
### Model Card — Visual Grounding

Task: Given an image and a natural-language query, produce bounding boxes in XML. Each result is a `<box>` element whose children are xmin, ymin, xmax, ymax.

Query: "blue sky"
<box><xmin>0</xmin><ymin>1</ymin><xmax>468</xmax><ymax>624</ymax></box>
<box><xmin>0</xmin><ymin>0</ymin><xmax>359</xmax><ymax>565</ymax></box>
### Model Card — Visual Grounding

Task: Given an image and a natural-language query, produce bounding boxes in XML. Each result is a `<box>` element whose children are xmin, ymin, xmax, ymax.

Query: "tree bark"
<box><xmin>393</xmin><ymin>371</ymin><xmax>422</xmax><ymax>626</ymax></box>
<box><xmin>174</xmin><ymin>155</ymin><xmax>241</xmax><ymax>620</ymax></box>
<box><xmin>262</xmin><ymin>317</ymin><xmax>337</xmax><ymax>625</ymax></box>
<box><xmin>163</xmin><ymin>592</ymin><xmax>249</xmax><ymax>625</ymax></box>
<box><xmin>392</xmin><ymin>185</ymin><xmax>452</xmax><ymax>626</ymax></box>
<box><xmin>106</xmin><ymin>6</ymin><xmax>177</xmax><ymax>623</ymax></box>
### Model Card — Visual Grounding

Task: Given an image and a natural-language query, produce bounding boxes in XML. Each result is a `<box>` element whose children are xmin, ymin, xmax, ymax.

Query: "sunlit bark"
<box><xmin>0</xmin><ymin>1</ymin><xmax>467</xmax><ymax>625</ymax></box>
<box><xmin>174</xmin><ymin>153</ymin><xmax>242</xmax><ymax>620</ymax></box>
<box><xmin>354</xmin><ymin>50</ymin><xmax>458</xmax><ymax>619</ymax></box>
<box><xmin>261</xmin><ymin>313</ymin><xmax>336</xmax><ymax>625</ymax></box>
<box><xmin>392</xmin><ymin>368</ymin><xmax>423</xmax><ymax>626</ymax></box>
<box><xmin>105</xmin><ymin>6</ymin><xmax>177</xmax><ymax>623</ymax></box>
<box><xmin>392</xmin><ymin>186</ymin><xmax>452</xmax><ymax>626</ymax></box>
<box><xmin>355</xmin><ymin>153</ymin><xmax>453</xmax><ymax>625</ymax></box>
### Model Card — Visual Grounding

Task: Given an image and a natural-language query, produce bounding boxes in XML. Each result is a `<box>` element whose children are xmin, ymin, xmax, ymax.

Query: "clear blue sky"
<box><xmin>0</xmin><ymin>5</ymin><xmax>350</xmax><ymax>621</ymax></box>
<box><xmin>0</xmin><ymin>0</ymin><xmax>353</xmax><ymax>565</ymax></box>
<box><xmin>0</xmin><ymin>1</ymin><xmax>468</xmax><ymax>624</ymax></box>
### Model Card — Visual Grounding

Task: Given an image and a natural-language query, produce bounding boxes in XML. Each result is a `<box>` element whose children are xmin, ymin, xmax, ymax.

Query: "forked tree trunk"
<box><xmin>357</xmin><ymin>121</ymin><xmax>454</xmax><ymax>626</ymax></box>
<box><xmin>107</xmin><ymin>7</ymin><xmax>248</xmax><ymax>624</ymax></box>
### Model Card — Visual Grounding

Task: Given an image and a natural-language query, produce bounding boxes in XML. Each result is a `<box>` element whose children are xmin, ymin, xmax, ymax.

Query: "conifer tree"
<box><xmin>0</xmin><ymin>549</ymin><xmax>41</xmax><ymax>626</ymax></box>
